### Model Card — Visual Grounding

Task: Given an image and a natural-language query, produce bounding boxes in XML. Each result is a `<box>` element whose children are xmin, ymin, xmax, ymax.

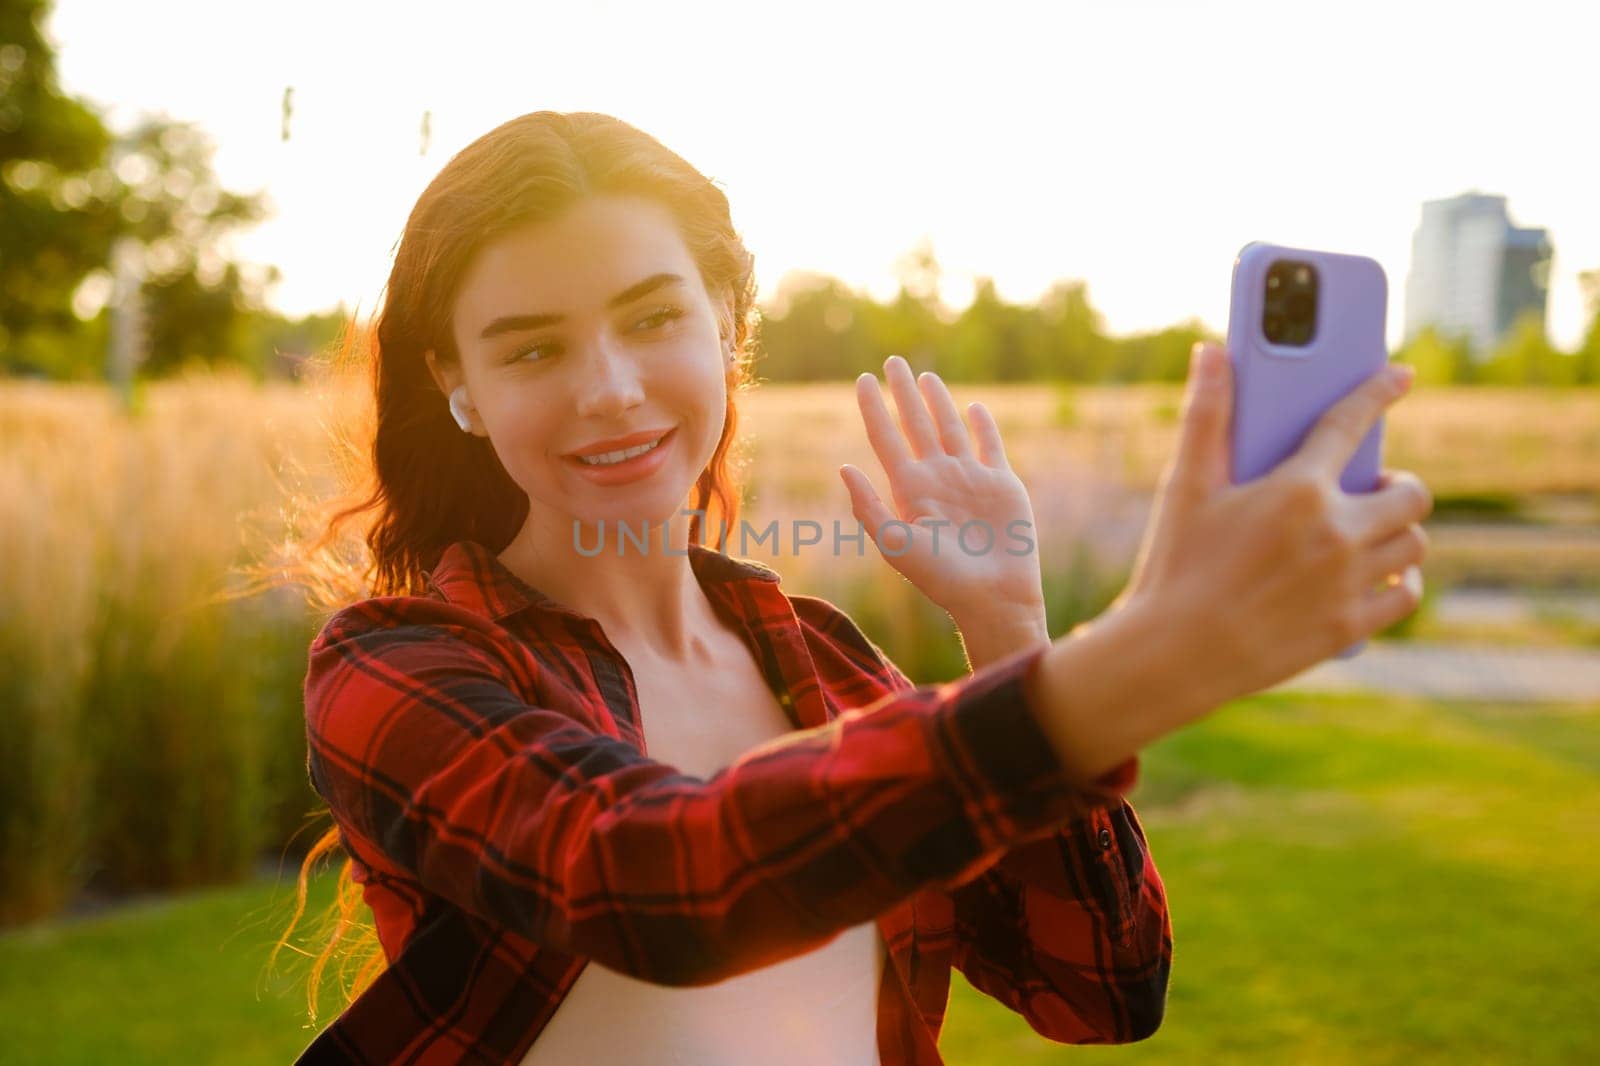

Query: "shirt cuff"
<box><xmin>929</xmin><ymin>642</ymin><xmax>1138</xmax><ymax>856</ymax></box>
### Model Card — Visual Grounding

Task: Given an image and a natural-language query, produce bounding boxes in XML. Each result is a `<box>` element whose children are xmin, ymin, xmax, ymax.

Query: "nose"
<box><xmin>572</xmin><ymin>338</ymin><xmax>645</xmax><ymax>420</ymax></box>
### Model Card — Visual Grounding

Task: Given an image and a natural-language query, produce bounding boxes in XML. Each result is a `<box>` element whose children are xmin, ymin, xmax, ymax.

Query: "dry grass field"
<box><xmin>737</xmin><ymin>379</ymin><xmax>1600</xmax><ymax>598</ymax></box>
<box><xmin>4</xmin><ymin>372</ymin><xmax>1595</xmax><ymax>625</ymax></box>
<box><xmin>735</xmin><ymin>378</ymin><xmax>1600</xmax><ymax>498</ymax></box>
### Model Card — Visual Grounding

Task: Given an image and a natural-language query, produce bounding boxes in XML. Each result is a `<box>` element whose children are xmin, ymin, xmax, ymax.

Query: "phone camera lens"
<box><xmin>1259</xmin><ymin>259</ymin><xmax>1317</xmax><ymax>348</ymax></box>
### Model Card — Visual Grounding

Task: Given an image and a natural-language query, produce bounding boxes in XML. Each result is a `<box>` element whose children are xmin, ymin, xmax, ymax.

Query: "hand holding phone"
<box><xmin>1228</xmin><ymin>243</ymin><xmax>1396</xmax><ymax>657</ymax></box>
<box><xmin>1108</xmin><ymin>245</ymin><xmax>1432</xmax><ymax>699</ymax></box>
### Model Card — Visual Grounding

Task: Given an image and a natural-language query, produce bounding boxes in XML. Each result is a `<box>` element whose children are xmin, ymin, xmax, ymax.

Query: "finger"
<box><xmin>965</xmin><ymin>401</ymin><xmax>1011</xmax><ymax>469</ymax></box>
<box><xmin>840</xmin><ymin>464</ymin><xmax>911</xmax><ymax>552</ymax></box>
<box><xmin>883</xmin><ymin>354</ymin><xmax>943</xmax><ymax>459</ymax></box>
<box><xmin>1358</xmin><ymin>524</ymin><xmax>1428</xmax><ymax>590</ymax></box>
<box><xmin>1167</xmin><ymin>341</ymin><xmax>1234</xmax><ymax>499</ymax></box>
<box><xmin>1350</xmin><ymin>469</ymin><xmax>1434</xmax><ymax>546</ymax></box>
<box><xmin>855</xmin><ymin>371</ymin><xmax>914</xmax><ymax>471</ymax></box>
<box><xmin>1353</xmin><ymin>564</ymin><xmax>1424</xmax><ymax>634</ymax></box>
<box><xmin>916</xmin><ymin>371</ymin><xmax>974</xmax><ymax>459</ymax></box>
<box><xmin>1289</xmin><ymin>363</ymin><xmax>1415</xmax><ymax>482</ymax></box>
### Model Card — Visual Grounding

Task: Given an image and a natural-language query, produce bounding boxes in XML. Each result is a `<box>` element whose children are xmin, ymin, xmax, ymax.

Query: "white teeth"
<box><xmin>577</xmin><ymin>436</ymin><xmax>663</xmax><ymax>466</ymax></box>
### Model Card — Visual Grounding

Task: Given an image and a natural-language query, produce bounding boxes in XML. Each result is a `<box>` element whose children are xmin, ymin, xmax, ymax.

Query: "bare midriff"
<box><xmin>519</xmin><ymin>625</ymin><xmax>887</xmax><ymax>1066</ymax></box>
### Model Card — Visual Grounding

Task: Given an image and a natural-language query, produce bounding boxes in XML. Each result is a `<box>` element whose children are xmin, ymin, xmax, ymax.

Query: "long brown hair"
<box><xmin>260</xmin><ymin>111</ymin><xmax>760</xmax><ymax>1025</ymax></box>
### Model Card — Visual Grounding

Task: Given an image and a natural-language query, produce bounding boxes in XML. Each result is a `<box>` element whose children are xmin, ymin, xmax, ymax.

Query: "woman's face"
<box><xmin>441</xmin><ymin>194</ymin><xmax>732</xmax><ymax>533</ymax></box>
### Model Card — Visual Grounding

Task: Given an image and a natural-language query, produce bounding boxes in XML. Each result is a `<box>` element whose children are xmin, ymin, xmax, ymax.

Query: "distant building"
<box><xmin>1403</xmin><ymin>192</ymin><xmax>1552</xmax><ymax>357</ymax></box>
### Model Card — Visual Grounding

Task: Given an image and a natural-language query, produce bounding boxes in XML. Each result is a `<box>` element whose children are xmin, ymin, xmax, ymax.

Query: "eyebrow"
<box><xmin>477</xmin><ymin>273</ymin><xmax>687</xmax><ymax>340</ymax></box>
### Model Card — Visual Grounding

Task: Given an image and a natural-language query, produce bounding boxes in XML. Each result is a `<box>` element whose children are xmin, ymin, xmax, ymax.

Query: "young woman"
<box><xmin>275</xmin><ymin>110</ymin><xmax>1430</xmax><ymax>1065</ymax></box>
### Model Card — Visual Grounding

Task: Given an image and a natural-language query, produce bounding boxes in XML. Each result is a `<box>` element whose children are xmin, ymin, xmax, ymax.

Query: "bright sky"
<box><xmin>48</xmin><ymin>0</ymin><xmax>1599</xmax><ymax>349</ymax></box>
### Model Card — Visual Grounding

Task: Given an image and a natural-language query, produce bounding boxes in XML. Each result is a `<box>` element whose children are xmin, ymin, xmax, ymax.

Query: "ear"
<box><xmin>424</xmin><ymin>349</ymin><xmax>458</xmax><ymax>396</ymax></box>
<box><xmin>715</xmin><ymin>290</ymin><xmax>737</xmax><ymax>348</ymax></box>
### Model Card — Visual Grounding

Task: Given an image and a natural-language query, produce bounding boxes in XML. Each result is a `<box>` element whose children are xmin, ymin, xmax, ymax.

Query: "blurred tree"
<box><xmin>752</xmin><ymin>272</ymin><xmax>874</xmax><ymax>381</ymax></box>
<box><xmin>1037</xmin><ymin>280</ymin><xmax>1114</xmax><ymax>381</ymax></box>
<box><xmin>1</xmin><ymin>0</ymin><xmax>283</xmax><ymax>381</ymax></box>
<box><xmin>749</xmin><ymin>264</ymin><xmax>1222</xmax><ymax>385</ymax></box>
<box><xmin>1114</xmin><ymin>319</ymin><xmax>1214</xmax><ymax>383</ymax></box>
<box><xmin>943</xmin><ymin>277</ymin><xmax>1045</xmax><ymax>382</ymax></box>
<box><xmin>891</xmin><ymin>238</ymin><xmax>942</xmax><ymax>305</ymax></box>
<box><xmin>110</xmin><ymin>115</ymin><xmax>275</xmax><ymax>377</ymax></box>
<box><xmin>1392</xmin><ymin>325</ymin><xmax>1475</xmax><ymax>386</ymax></box>
<box><xmin>0</xmin><ymin>0</ymin><xmax>121</xmax><ymax>377</ymax></box>
<box><xmin>1478</xmin><ymin>311</ymin><xmax>1577</xmax><ymax>387</ymax></box>
<box><xmin>241</xmin><ymin>304</ymin><xmax>351</xmax><ymax>379</ymax></box>
<box><xmin>860</xmin><ymin>239</ymin><xmax>949</xmax><ymax>370</ymax></box>
<box><xmin>1576</xmin><ymin>268</ymin><xmax>1600</xmax><ymax>386</ymax></box>
<box><xmin>859</xmin><ymin>287</ymin><xmax>945</xmax><ymax>373</ymax></box>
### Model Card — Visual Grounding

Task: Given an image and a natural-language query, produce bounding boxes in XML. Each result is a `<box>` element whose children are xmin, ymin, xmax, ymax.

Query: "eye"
<box><xmin>633</xmin><ymin>305</ymin><xmax>685</xmax><ymax>331</ymax></box>
<box><xmin>507</xmin><ymin>341</ymin><xmax>558</xmax><ymax>364</ymax></box>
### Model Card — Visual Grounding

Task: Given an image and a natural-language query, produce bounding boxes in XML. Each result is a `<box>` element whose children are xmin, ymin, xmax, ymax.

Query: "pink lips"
<box><xmin>565</xmin><ymin>427</ymin><xmax>676</xmax><ymax>485</ymax></box>
<box><xmin>565</xmin><ymin>427</ymin><xmax>674</xmax><ymax>459</ymax></box>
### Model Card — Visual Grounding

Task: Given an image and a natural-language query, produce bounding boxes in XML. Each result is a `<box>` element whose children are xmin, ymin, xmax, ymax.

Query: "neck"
<box><xmin>498</xmin><ymin>508</ymin><xmax>723</xmax><ymax>662</ymax></box>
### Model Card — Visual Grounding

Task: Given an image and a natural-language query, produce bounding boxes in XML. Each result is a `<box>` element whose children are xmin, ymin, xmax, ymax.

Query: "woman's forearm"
<box><xmin>1021</xmin><ymin>596</ymin><xmax>1229</xmax><ymax>786</ymax></box>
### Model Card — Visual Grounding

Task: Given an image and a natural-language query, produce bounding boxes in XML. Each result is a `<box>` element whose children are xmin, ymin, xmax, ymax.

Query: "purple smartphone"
<box><xmin>1226</xmin><ymin>242</ymin><xmax>1390</xmax><ymax>659</ymax></box>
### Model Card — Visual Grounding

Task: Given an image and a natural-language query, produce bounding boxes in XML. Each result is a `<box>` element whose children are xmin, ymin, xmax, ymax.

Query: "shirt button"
<box><xmin>1097</xmin><ymin>827</ymin><xmax>1113</xmax><ymax>850</ymax></box>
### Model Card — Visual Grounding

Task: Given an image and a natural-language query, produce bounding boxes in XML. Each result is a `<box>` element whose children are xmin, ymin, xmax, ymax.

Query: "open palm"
<box><xmin>840</xmin><ymin>355</ymin><xmax>1046</xmax><ymax>621</ymax></box>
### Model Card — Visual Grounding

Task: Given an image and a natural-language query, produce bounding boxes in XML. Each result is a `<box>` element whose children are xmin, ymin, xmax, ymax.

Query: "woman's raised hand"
<box><xmin>841</xmin><ymin>355</ymin><xmax>1046</xmax><ymax>623</ymax></box>
<box><xmin>1113</xmin><ymin>341</ymin><xmax>1432</xmax><ymax>701</ymax></box>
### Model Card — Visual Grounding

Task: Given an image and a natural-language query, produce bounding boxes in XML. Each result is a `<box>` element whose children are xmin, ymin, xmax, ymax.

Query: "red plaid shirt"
<box><xmin>296</xmin><ymin>539</ymin><xmax>1171</xmax><ymax>1064</ymax></box>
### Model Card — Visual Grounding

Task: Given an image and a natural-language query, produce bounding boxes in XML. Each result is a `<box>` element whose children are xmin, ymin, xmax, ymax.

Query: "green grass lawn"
<box><xmin>2</xmin><ymin>692</ymin><xmax>1596</xmax><ymax>1064</ymax></box>
<box><xmin>944</xmin><ymin>692</ymin><xmax>1600</xmax><ymax>1065</ymax></box>
<box><xmin>0</xmin><ymin>854</ymin><xmax>347</xmax><ymax>1065</ymax></box>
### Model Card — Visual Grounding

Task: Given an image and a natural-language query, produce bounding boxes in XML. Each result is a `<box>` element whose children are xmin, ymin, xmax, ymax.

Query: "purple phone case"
<box><xmin>1226</xmin><ymin>242</ymin><xmax>1390</xmax><ymax>660</ymax></box>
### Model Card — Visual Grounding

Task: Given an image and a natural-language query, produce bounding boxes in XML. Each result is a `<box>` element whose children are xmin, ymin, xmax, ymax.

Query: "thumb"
<box><xmin>1167</xmin><ymin>341</ymin><xmax>1233</xmax><ymax>498</ymax></box>
<box><xmin>840</xmin><ymin>465</ymin><xmax>911</xmax><ymax>553</ymax></box>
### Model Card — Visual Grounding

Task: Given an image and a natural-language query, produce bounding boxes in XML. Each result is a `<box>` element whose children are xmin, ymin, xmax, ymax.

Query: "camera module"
<box><xmin>1261</xmin><ymin>260</ymin><xmax>1319</xmax><ymax>347</ymax></box>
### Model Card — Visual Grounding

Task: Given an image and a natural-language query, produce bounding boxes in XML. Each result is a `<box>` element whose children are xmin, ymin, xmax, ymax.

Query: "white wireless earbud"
<box><xmin>448</xmin><ymin>386</ymin><xmax>475</xmax><ymax>432</ymax></box>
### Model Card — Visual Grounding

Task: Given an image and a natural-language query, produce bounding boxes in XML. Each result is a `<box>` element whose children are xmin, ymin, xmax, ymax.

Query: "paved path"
<box><xmin>1270</xmin><ymin>639</ymin><xmax>1600</xmax><ymax>704</ymax></box>
<box><xmin>1432</xmin><ymin>587</ymin><xmax>1600</xmax><ymax>626</ymax></box>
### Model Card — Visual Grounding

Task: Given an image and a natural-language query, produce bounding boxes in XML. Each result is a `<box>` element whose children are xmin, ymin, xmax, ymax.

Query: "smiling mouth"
<box><xmin>568</xmin><ymin>428</ymin><xmax>673</xmax><ymax>467</ymax></box>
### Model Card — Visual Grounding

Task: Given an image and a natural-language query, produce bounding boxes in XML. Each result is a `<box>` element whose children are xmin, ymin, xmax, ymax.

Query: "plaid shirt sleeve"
<box><xmin>304</xmin><ymin>598</ymin><xmax>1142</xmax><ymax>989</ymax></box>
<box><xmin>871</xmin><ymin>637</ymin><xmax>1174</xmax><ymax>1043</ymax></box>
